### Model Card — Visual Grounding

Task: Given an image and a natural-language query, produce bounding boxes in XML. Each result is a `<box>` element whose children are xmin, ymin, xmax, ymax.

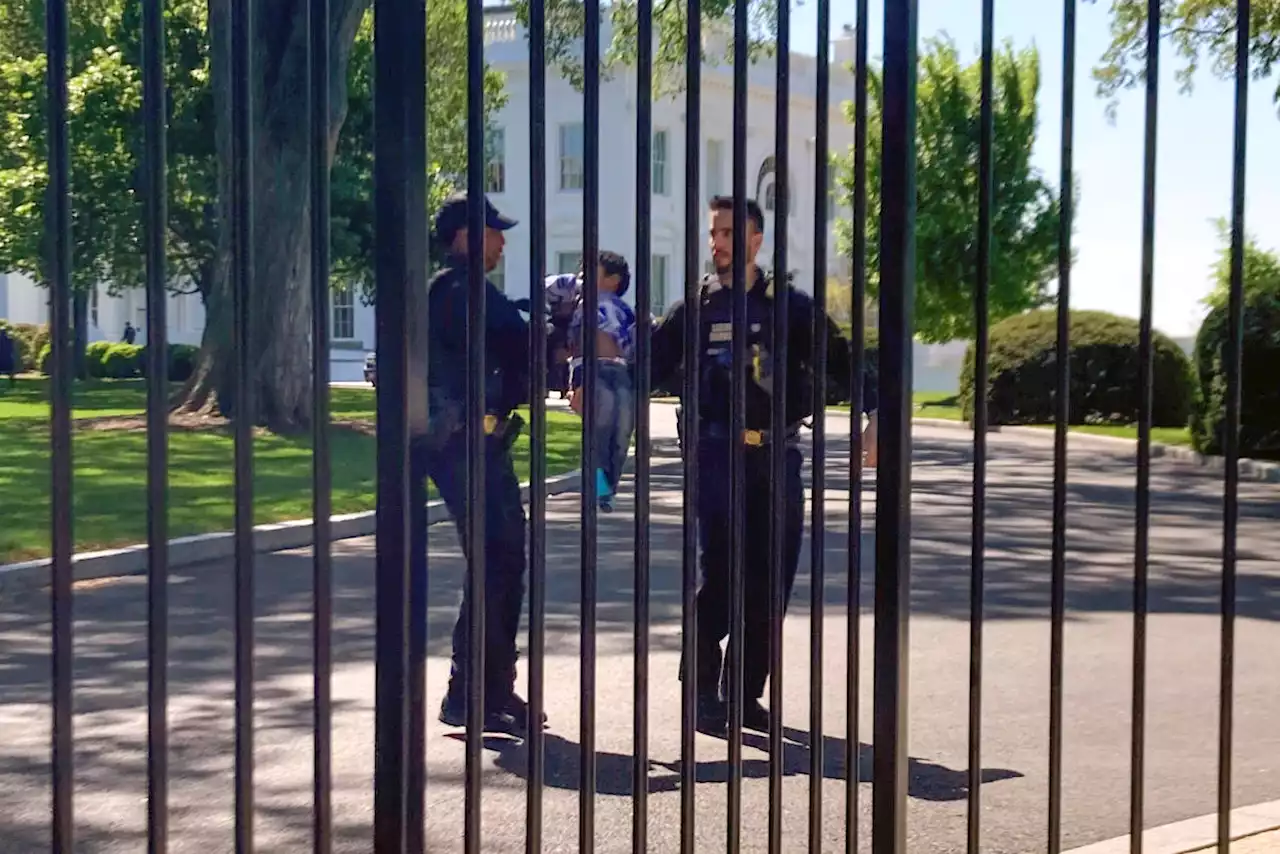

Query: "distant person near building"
<box><xmin>0</xmin><ymin>327</ymin><xmax>16</xmax><ymax>390</ymax></box>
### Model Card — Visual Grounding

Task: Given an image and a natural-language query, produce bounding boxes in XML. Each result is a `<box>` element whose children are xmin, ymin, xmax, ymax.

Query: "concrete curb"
<box><xmin>1063</xmin><ymin>798</ymin><xmax>1280</xmax><ymax>854</ymax></box>
<box><xmin>0</xmin><ymin>468</ymin><xmax>586</xmax><ymax>596</ymax></box>
<box><xmin>913</xmin><ymin>418</ymin><xmax>1280</xmax><ymax>484</ymax></box>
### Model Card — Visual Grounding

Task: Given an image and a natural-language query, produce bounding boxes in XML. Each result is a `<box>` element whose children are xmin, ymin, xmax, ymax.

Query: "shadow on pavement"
<box><xmin>452</xmin><ymin>726</ymin><xmax>1021</xmax><ymax>802</ymax></box>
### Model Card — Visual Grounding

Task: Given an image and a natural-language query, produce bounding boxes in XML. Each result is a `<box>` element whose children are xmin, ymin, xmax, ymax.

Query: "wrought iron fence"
<box><xmin>31</xmin><ymin>0</ymin><xmax>1253</xmax><ymax>851</ymax></box>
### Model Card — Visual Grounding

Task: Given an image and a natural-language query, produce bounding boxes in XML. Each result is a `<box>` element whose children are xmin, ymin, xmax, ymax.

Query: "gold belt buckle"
<box><xmin>743</xmin><ymin>429</ymin><xmax>764</xmax><ymax>447</ymax></box>
<box><xmin>483</xmin><ymin>414</ymin><xmax>499</xmax><ymax>435</ymax></box>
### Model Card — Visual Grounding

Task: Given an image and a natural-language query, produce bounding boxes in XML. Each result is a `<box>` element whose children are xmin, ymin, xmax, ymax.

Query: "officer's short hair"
<box><xmin>708</xmin><ymin>195</ymin><xmax>765</xmax><ymax>234</ymax></box>
<box><xmin>597</xmin><ymin>250</ymin><xmax>631</xmax><ymax>297</ymax></box>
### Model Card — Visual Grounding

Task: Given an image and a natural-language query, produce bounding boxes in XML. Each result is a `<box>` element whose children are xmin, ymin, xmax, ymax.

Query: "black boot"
<box><xmin>438</xmin><ymin>682</ymin><xmax>545</xmax><ymax>738</ymax></box>
<box><xmin>696</xmin><ymin>693</ymin><xmax>728</xmax><ymax>737</ymax></box>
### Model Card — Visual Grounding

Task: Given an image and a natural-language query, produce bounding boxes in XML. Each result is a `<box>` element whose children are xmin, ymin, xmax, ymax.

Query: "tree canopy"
<box><xmin>833</xmin><ymin>36</ymin><xmax>1061</xmax><ymax>344</ymax></box>
<box><xmin>1092</xmin><ymin>0</ymin><xmax>1280</xmax><ymax>116</ymax></box>
<box><xmin>0</xmin><ymin>0</ymin><xmax>503</xmax><ymax>428</ymax></box>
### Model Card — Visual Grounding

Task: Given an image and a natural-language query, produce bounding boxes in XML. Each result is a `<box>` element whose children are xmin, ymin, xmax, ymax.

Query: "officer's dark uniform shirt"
<box><xmin>426</xmin><ymin>255</ymin><xmax>530</xmax><ymax>420</ymax></box>
<box><xmin>650</xmin><ymin>268</ymin><xmax>877</xmax><ymax>430</ymax></box>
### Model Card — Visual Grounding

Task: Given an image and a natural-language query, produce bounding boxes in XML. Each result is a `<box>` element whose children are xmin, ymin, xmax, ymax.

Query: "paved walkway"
<box><xmin>0</xmin><ymin>408</ymin><xmax>1278</xmax><ymax>852</ymax></box>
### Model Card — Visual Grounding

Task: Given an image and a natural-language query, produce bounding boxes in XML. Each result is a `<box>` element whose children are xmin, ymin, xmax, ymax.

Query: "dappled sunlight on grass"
<box><xmin>0</xmin><ymin>383</ymin><xmax>582</xmax><ymax>563</ymax></box>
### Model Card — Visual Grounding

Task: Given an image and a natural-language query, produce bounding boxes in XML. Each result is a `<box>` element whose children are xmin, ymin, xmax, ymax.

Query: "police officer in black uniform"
<box><xmin>650</xmin><ymin>195</ymin><xmax>879</xmax><ymax>733</ymax></box>
<box><xmin>413</xmin><ymin>192</ymin><xmax>543</xmax><ymax>736</ymax></box>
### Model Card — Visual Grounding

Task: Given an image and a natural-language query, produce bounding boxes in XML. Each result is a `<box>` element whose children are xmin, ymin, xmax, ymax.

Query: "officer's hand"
<box><xmin>862</xmin><ymin>411</ymin><xmax>879</xmax><ymax>468</ymax></box>
<box><xmin>569</xmin><ymin>386</ymin><xmax>584</xmax><ymax>416</ymax></box>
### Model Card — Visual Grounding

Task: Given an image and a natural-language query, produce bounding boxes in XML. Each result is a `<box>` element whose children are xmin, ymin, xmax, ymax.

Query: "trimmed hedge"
<box><xmin>84</xmin><ymin>341</ymin><xmax>114</xmax><ymax>378</ymax></box>
<box><xmin>960</xmin><ymin>309</ymin><xmax>1195</xmax><ymax>427</ymax></box>
<box><xmin>1191</xmin><ymin>291</ymin><xmax>1280</xmax><ymax>460</ymax></box>
<box><xmin>101</xmin><ymin>343</ymin><xmax>144</xmax><ymax>378</ymax></box>
<box><xmin>138</xmin><ymin>343</ymin><xmax>199</xmax><ymax>382</ymax></box>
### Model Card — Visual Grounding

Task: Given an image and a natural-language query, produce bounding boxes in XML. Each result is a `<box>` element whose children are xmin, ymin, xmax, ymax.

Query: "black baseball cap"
<box><xmin>432</xmin><ymin>192</ymin><xmax>517</xmax><ymax>247</ymax></box>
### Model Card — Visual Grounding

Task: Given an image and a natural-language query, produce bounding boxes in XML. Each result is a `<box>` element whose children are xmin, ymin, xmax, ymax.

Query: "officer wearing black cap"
<box><xmin>650</xmin><ymin>194</ymin><xmax>879</xmax><ymax>735</ymax></box>
<box><xmin>413</xmin><ymin>191</ymin><xmax>542</xmax><ymax>736</ymax></box>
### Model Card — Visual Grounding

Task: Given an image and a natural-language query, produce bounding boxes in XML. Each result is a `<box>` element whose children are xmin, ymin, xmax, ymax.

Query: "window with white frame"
<box><xmin>332</xmin><ymin>285</ymin><xmax>355</xmax><ymax>340</ymax></box>
<box><xmin>559</xmin><ymin>123</ymin><xmax>584</xmax><ymax>191</ymax></box>
<box><xmin>90</xmin><ymin>286</ymin><xmax>100</xmax><ymax>328</ymax></box>
<box><xmin>556</xmin><ymin>252</ymin><xmax>582</xmax><ymax>275</ymax></box>
<box><xmin>650</xmin><ymin>254</ymin><xmax>669</xmax><ymax>314</ymax></box>
<box><xmin>652</xmin><ymin>130</ymin><xmax>669</xmax><ymax>196</ymax></box>
<box><xmin>705</xmin><ymin>138</ymin><xmax>725</xmax><ymax>198</ymax></box>
<box><xmin>485</xmin><ymin>127</ymin><xmax>505</xmax><ymax>193</ymax></box>
<box><xmin>489</xmin><ymin>256</ymin><xmax>506</xmax><ymax>291</ymax></box>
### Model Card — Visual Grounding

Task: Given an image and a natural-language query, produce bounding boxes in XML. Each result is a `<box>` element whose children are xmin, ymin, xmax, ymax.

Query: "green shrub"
<box><xmin>1190</xmin><ymin>291</ymin><xmax>1280</xmax><ymax>460</ymax></box>
<box><xmin>139</xmin><ymin>343</ymin><xmax>200</xmax><ymax>382</ymax></box>
<box><xmin>168</xmin><ymin>344</ymin><xmax>199</xmax><ymax>382</ymax></box>
<box><xmin>960</xmin><ymin>309</ymin><xmax>1195</xmax><ymax>427</ymax></box>
<box><xmin>0</xmin><ymin>320</ymin><xmax>49</xmax><ymax>372</ymax></box>
<box><xmin>102</xmin><ymin>343</ymin><xmax>143</xmax><ymax>379</ymax></box>
<box><xmin>84</xmin><ymin>341</ymin><xmax>114</xmax><ymax>378</ymax></box>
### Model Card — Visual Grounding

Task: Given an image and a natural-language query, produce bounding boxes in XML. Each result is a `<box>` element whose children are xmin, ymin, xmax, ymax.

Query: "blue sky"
<box><xmin>790</xmin><ymin>1</ymin><xmax>1280</xmax><ymax>338</ymax></box>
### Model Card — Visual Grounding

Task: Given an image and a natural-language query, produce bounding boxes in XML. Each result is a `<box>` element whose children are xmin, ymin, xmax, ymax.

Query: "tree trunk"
<box><xmin>178</xmin><ymin>0</ymin><xmax>368</xmax><ymax>431</ymax></box>
<box><xmin>72</xmin><ymin>290</ymin><xmax>88</xmax><ymax>380</ymax></box>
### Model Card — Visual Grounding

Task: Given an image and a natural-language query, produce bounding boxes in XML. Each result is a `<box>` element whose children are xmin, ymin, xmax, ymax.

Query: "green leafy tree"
<box><xmin>1093</xmin><ymin>0</ymin><xmax>1280</xmax><ymax>116</ymax></box>
<box><xmin>833</xmin><ymin>36</ymin><xmax>1060</xmax><ymax>344</ymax></box>
<box><xmin>1203</xmin><ymin>217</ymin><xmax>1280</xmax><ymax>309</ymax></box>
<box><xmin>180</xmin><ymin>0</ymin><xmax>506</xmax><ymax>428</ymax></box>
<box><xmin>0</xmin><ymin>0</ymin><xmax>502</xmax><ymax>427</ymax></box>
<box><xmin>0</xmin><ymin>0</ymin><xmax>214</xmax><ymax>302</ymax></box>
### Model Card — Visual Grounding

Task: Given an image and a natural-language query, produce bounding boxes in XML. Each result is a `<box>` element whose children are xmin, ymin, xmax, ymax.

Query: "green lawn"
<box><xmin>0</xmin><ymin>378</ymin><xmax>581</xmax><ymax>564</ymax></box>
<box><xmin>829</xmin><ymin>391</ymin><xmax>964</xmax><ymax>420</ymax></box>
<box><xmin>1026</xmin><ymin>423</ymin><xmax>1193</xmax><ymax>447</ymax></box>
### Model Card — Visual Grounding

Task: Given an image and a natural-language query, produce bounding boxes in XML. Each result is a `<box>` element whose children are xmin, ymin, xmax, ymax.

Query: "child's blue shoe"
<box><xmin>595</xmin><ymin>467</ymin><xmax>613</xmax><ymax>500</ymax></box>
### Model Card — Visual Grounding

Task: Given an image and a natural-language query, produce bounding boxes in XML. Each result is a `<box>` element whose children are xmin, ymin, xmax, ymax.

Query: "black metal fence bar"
<box><xmin>632</xmin><ymin>0</ymin><xmax>654</xmax><ymax>848</ymax></box>
<box><xmin>1048</xmin><ymin>1</ymin><xmax>1076</xmax><ymax>850</ymax></box>
<box><xmin>141</xmin><ymin>0</ymin><xmax>171</xmax><ymax>848</ymax></box>
<box><xmin>809</xmin><ymin>0</ymin><xmax>831</xmax><ymax>846</ymax></box>
<box><xmin>307</xmin><ymin>0</ymin><xmax>334</xmax><ymax>848</ymax></box>
<box><xmin>464</xmin><ymin>0</ymin><xmax>489</xmax><ymax>847</ymax></box>
<box><xmin>845</xmin><ymin>2</ymin><xmax>869</xmax><ymax>850</ymax></box>
<box><xmin>872</xmin><ymin>0</ymin><xmax>918</xmax><ymax>850</ymax></box>
<box><xmin>967</xmin><ymin>0</ymin><xmax>994</xmax><ymax>850</ymax></box>
<box><xmin>229</xmin><ymin>0</ymin><xmax>257</xmax><ymax>848</ymax></box>
<box><xmin>525</xmin><ymin>0</ymin><xmax>549</xmax><ymax>847</ymax></box>
<box><xmin>1131</xmin><ymin>3</ymin><xmax>1161</xmax><ymax>850</ymax></box>
<box><xmin>371</xmin><ymin>0</ymin><xmax>420</xmax><ymax>843</ymax></box>
<box><xmin>1218</xmin><ymin>1</ymin><xmax>1250</xmax><ymax>847</ymax></box>
<box><xmin>727</xmin><ymin>0</ymin><xmax>750</xmax><ymax>842</ymax></box>
<box><xmin>579</xmin><ymin>0</ymin><xmax>602</xmax><ymax>846</ymax></box>
<box><xmin>768</xmin><ymin>0</ymin><xmax>791</xmax><ymax>848</ymax></box>
<box><xmin>678</xmin><ymin>3</ymin><xmax>703</xmax><ymax>847</ymax></box>
<box><xmin>44</xmin><ymin>0</ymin><xmax>75</xmax><ymax>846</ymax></box>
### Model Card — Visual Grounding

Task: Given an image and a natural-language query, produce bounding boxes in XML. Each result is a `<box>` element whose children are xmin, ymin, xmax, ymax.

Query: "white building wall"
<box><xmin>479</xmin><ymin>8</ymin><xmax>855</xmax><ymax>317</ymax></box>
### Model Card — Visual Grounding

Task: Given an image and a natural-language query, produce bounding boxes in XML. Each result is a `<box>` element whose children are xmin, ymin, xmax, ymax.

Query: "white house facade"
<box><xmin>477</xmin><ymin>9</ymin><xmax>859</xmax><ymax>313</ymax></box>
<box><xmin>0</xmin><ymin>272</ymin><xmax>207</xmax><ymax>348</ymax></box>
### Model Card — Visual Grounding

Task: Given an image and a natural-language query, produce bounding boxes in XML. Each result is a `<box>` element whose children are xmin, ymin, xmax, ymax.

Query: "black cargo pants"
<box><xmin>410</xmin><ymin>430</ymin><xmax>527</xmax><ymax>703</ymax></box>
<box><xmin>684</xmin><ymin>432</ymin><xmax>805</xmax><ymax>701</ymax></box>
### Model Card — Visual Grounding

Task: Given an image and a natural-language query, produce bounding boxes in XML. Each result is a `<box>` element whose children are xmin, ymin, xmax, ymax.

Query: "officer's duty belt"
<box><xmin>701</xmin><ymin>422</ymin><xmax>799</xmax><ymax>447</ymax></box>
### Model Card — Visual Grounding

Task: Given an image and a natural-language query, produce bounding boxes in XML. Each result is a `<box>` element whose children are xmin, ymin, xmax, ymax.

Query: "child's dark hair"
<box><xmin>597</xmin><ymin>250</ymin><xmax>631</xmax><ymax>297</ymax></box>
<box><xmin>708</xmin><ymin>195</ymin><xmax>765</xmax><ymax>234</ymax></box>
